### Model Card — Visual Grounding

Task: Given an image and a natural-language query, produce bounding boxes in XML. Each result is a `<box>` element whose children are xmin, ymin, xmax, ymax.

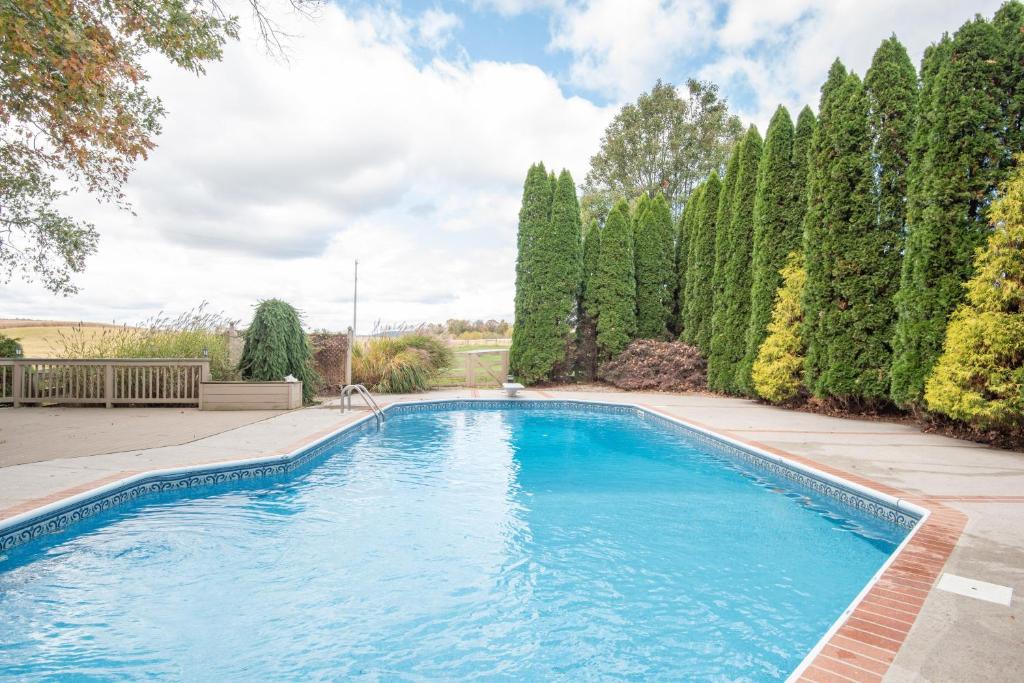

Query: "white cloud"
<box><xmin>712</xmin><ymin>1</ymin><xmax>990</xmax><ymax>128</ymax></box>
<box><xmin>539</xmin><ymin>0</ymin><xmax>1005</xmax><ymax>129</ymax></box>
<box><xmin>418</xmin><ymin>8</ymin><xmax>462</xmax><ymax>50</ymax></box>
<box><xmin>465</xmin><ymin>0</ymin><xmax>564</xmax><ymax>16</ymax></box>
<box><xmin>0</xmin><ymin>3</ymin><xmax>613</xmax><ymax>331</ymax></box>
<box><xmin>549</xmin><ymin>0</ymin><xmax>714</xmax><ymax>99</ymax></box>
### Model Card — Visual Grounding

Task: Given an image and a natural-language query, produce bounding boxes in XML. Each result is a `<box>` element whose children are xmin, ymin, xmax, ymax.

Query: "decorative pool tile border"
<box><xmin>387</xmin><ymin>399</ymin><xmax>922</xmax><ymax>529</ymax></box>
<box><xmin>0</xmin><ymin>415</ymin><xmax>377</xmax><ymax>552</ymax></box>
<box><xmin>1</xmin><ymin>398</ymin><xmax>921</xmax><ymax>555</ymax></box>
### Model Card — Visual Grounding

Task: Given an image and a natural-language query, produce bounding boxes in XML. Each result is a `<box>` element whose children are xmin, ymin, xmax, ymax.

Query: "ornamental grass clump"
<box><xmin>239</xmin><ymin>299</ymin><xmax>320</xmax><ymax>403</ymax></box>
<box><xmin>57</xmin><ymin>303</ymin><xmax>236</xmax><ymax>380</ymax></box>
<box><xmin>353</xmin><ymin>334</ymin><xmax>453</xmax><ymax>394</ymax></box>
<box><xmin>924</xmin><ymin>163</ymin><xmax>1024</xmax><ymax>432</ymax></box>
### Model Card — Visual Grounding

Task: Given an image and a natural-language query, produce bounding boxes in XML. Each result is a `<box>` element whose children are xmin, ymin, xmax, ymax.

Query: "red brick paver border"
<box><xmin>635</xmin><ymin>403</ymin><xmax>971</xmax><ymax>683</ymax></box>
<box><xmin>0</xmin><ymin>470</ymin><xmax>141</xmax><ymax>521</ymax></box>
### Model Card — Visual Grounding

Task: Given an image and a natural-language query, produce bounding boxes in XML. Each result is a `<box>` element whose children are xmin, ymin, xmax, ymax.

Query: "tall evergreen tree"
<box><xmin>594</xmin><ymin>200</ymin><xmax>637</xmax><ymax>359</ymax></box>
<box><xmin>803</xmin><ymin>60</ymin><xmax>849</xmax><ymax>392</ymax></box>
<box><xmin>865</xmin><ymin>35</ymin><xmax>916</xmax><ymax>244</ymax></box>
<box><xmin>548</xmin><ymin>171</ymin><xmax>558</xmax><ymax>215</ymax></box>
<box><xmin>708</xmin><ymin>125</ymin><xmax>762</xmax><ymax>393</ymax></box>
<box><xmin>891</xmin><ymin>14</ymin><xmax>1015</xmax><ymax>406</ymax></box>
<box><xmin>809</xmin><ymin>72</ymin><xmax>901</xmax><ymax>401</ymax></box>
<box><xmin>683</xmin><ymin>173</ymin><xmax>721</xmax><ymax>351</ymax></box>
<box><xmin>994</xmin><ymin>2</ymin><xmax>1024</xmax><ymax>158</ymax></box>
<box><xmin>635</xmin><ymin>192</ymin><xmax>675</xmax><ymax>338</ymax></box>
<box><xmin>792</xmin><ymin>106</ymin><xmax>816</xmax><ymax>230</ymax></box>
<box><xmin>675</xmin><ymin>185</ymin><xmax>702</xmax><ymax>337</ymax></box>
<box><xmin>709</xmin><ymin>147</ymin><xmax>741</xmax><ymax>348</ymax></box>
<box><xmin>577</xmin><ymin>219</ymin><xmax>602</xmax><ymax>380</ymax></box>
<box><xmin>511</xmin><ymin>163</ymin><xmax>551</xmax><ymax>376</ymax></box>
<box><xmin>737</xmin><ymin>106</ymin><xmax>796</xmax><ymax>394</ymax></box>
<box><xmin>510</xmin><ymin>162</ymin><xmax>577</xmax><ymax>384</ymax></box>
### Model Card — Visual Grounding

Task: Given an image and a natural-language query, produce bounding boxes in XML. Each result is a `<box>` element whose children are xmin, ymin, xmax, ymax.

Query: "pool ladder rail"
<box><xmin>340</xmin><ymin>384</ymin><xmax>385</xmax><ymax>427</ymax></box>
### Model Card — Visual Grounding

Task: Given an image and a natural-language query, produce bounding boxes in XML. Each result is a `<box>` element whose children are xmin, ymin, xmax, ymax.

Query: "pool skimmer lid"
<box><xmin>937</xmin><ymin>573</ymin><xmax>1013</xmax><ymax>606</ymax></box>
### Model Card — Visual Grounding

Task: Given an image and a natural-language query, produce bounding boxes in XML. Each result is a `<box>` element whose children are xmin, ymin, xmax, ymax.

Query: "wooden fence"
<box><xmin>437</xmin><ymin>349</ymin><xmax>510</xmax><ymax>388</ymax></box>
<box><xmin>0</xmin><ymin>359</ymin><xmax>211</xmax><ymax>407</ymax></box>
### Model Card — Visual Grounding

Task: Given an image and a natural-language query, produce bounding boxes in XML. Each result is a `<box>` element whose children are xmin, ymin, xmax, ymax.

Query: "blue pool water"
<box><xmin>0</xmin><ymin>407</ymin><xmax>907</xmax><ymax>680</ymax></box>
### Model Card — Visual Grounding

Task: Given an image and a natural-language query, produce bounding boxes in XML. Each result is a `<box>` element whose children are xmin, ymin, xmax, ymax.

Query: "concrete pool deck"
<box><xmin>1</xmin><ymin>388</ymin><xmax>1021</xmax><ymax>682</ymax></box>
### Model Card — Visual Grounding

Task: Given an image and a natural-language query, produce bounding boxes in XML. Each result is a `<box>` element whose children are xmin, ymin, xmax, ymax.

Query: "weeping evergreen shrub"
<box><xmin>239</xmin><ymin>299</ymin><xmax>321</xmax><ymax>403</ymax></box>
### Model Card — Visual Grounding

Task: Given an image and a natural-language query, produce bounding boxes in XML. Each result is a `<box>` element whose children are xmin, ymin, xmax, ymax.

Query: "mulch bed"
<box><xmin>598</xmin><ymin>340</ymin><xmax>707</xmax><ymax>392</ymax></box>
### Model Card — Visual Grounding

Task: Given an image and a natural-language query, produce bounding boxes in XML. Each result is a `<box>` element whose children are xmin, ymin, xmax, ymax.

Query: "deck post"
<box><xmin>104</xmin><ymin>363</ymin><xmax>114</xmax><ymax>408</ymax></box>
<box><xmin>12</xmin><ymin>361</ymin><xmax>23</xmax><ymax>408</ymax></box>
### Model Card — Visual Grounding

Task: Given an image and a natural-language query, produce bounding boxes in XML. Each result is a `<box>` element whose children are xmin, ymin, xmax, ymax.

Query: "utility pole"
<box><xmin>345</xmin><ymin>259</ymin><xmax>358</xmax><ymax>387</ymax></box>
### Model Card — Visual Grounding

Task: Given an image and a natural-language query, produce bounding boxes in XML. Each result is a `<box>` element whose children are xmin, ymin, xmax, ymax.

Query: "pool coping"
<box><xmin>0</xmin><ymin>397</ymin><xmax>960</xmax><ymax>682</ymax></box>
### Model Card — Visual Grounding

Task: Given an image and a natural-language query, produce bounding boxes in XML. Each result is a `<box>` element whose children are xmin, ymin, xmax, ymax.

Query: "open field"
<box><xmin>447</xmin><ymin>338</ymin><xmax>510</xmax><ymax>350</ymax></box>
<box><xmin>0</xmin><ymin>326</ymin><xmax>125</xmax><ymax>357</ymax></box>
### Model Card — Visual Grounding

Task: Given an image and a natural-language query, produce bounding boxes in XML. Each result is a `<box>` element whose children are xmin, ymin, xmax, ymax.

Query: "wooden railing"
<box><xmin>0</xmin><ymin>359</ymin><xmax>211</xmax><ymax>407</ymax></box>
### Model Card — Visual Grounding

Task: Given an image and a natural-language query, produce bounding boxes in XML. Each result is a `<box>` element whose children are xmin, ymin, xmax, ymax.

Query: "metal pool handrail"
<box><xmin>341</xmin><ymin>384</ymin><xmax>384</xmax><ymax>427</ymax></box>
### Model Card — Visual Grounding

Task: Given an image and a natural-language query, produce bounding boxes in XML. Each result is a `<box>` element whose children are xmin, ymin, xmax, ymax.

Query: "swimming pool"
<box><xmin>0</xmin><ymin>401</ymin><xmax>918</xmax><ymax>680</ymax></box>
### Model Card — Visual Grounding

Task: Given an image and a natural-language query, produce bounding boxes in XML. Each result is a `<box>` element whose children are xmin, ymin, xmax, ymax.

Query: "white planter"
<box><xmin>199</xmin><ymin>381</ymin><xmax>302</xmax><ymax>410</ymax></box>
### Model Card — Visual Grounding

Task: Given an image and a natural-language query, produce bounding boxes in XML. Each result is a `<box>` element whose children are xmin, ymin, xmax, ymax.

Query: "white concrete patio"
<box><xmin>1</xmin><ymin>387</ymin><xmax>1021</xmax><ymax>681</ymax></box>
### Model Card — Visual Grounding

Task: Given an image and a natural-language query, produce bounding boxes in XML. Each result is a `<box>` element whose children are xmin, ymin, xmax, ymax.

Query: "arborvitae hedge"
<box><xmin>510</xmin><ymin>163</ymin><xmax>554</xmax><ymax>381</ymax></box>
<box><xmin>594</xmin><ymin>199</ymin><xmax>637</xmax><ymax>358</ymax></box>
<box><xmin>752</xmin><ymin>252</ymin><xmax>807</xmax><ymax>404</ymax></box>
<box><xmin>803</xmin><ymin>60</ymin><xmax>848</xmax><ymax>393</ymax></box>
<box><xmin>240</xmin><ymin>299</ymin><xmax>321</xmax><ymax>404</ymax></box>
<box><xmin>635</xmin><ymin>192</ymin><xmax>674</xmax><ymax>338</ymax></box>
<box><xmin>925</xmin><ymin>162</ymin><xmax>1024</xmax><ymax>430</ymax></box>
<box><xmin>674</xmin><ymin>187</ymin><xmax>700</xmax><ymax>337</ymax></box>
<box><xmin>737</xmin><ymin>106</ymin><xmax>796</xmax><ymax>395</ymax></box>
<box><xmin>683</xmin><ymin>173</ymin><xmax>720</xmax><ymax>352</ymax></box>
<box><xmin>708</xmin><ymin>125</ymin><xmax>762</xmax><ymax>393</ymax></box>
<box><xmin>891</xmin><ymin>13</ymin><xmax>1015</xmax><ymax>407</ymax></box>
<box><xmin>510</xmin><ymin>168</ymin><xmax>582</xmax><ymax>383</ymax></box>
<box><xmin>577</xmin><ymin>218</ymin><xmax>601</xmax><ymax>380</ymax></box>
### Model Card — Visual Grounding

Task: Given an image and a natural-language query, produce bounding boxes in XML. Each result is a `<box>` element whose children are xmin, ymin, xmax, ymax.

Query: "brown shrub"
<box><xmin>598</xmin><ymin>339</ymin><xmax>707</xmax><ymax>392</ymax></box>
<box><xmin>309</xmin><ymin>332</ymin><xmax>350</xmax><ymax>393</ymax></box>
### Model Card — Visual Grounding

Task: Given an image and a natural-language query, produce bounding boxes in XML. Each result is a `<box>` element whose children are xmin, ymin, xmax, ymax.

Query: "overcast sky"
<box><xmin>0</xmin><ymin>0</ymin><xmax>997</xmax><ymax>332</ymax></box>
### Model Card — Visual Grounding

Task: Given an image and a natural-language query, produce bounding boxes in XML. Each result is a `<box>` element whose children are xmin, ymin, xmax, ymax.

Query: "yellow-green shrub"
<box><xmin>752</xmin><ymin>253</ymin><xmax>806</xmax><ymax>403</ymax></box>
<box><xmin>925</xmin><ymin>163</ymin><xmax>1024</xmax><ymax>430</ymax></box>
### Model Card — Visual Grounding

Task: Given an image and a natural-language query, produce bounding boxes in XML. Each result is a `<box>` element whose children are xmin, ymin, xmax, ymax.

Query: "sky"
<box><xmin>0</xmin><ymin>0</ymin><xmax>999</xmax><ymax>332</ymax></box>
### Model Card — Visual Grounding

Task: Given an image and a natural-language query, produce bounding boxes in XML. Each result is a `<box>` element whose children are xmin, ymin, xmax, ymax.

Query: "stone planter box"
<box><xmin>199</xmin><ymin>381</ymin><xmax>302</xmax><ymax>411</ymax></box>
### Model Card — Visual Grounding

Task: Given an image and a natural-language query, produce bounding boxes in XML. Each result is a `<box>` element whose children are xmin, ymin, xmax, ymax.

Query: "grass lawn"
<box><xmin>437</xmin><ymin>349</ymin><xmax>509</xmax><ymax>387</ymax></box>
